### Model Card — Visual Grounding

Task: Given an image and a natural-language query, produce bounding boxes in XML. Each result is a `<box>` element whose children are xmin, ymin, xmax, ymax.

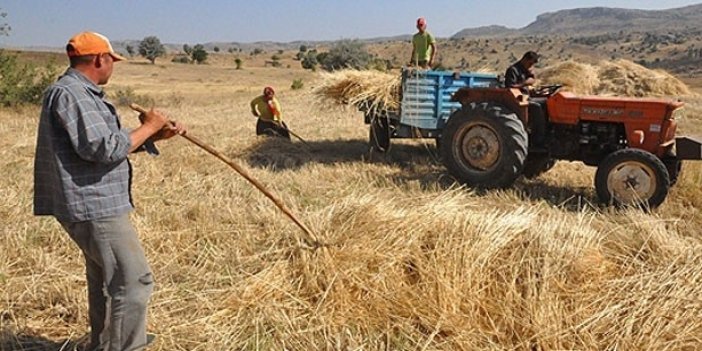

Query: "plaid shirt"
<box><xmin>34</xmin><ymin>68</ymin><xmax>134</xmax><ymax>222</ymax></box>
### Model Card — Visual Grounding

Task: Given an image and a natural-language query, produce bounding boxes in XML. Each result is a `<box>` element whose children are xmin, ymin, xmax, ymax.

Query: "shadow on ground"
<box><xmin>238</xmin><ymin>137</ymin><xmax>443</xmax><ymax>172</ymax></box>
<box><xmin>237</xmin><ymin>137</ymin><xmax>604</xmax><ymax>211</ymax></box>
<box><xmin>0</xmin><ymin>330</ymin><xmax>87</xmax><ymax>351</ymax></box>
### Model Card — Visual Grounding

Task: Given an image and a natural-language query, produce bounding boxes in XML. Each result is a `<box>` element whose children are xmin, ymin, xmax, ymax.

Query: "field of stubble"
<box><xmin>2</xmin><ymin>59</ymin><xmax>702</xmax><ymax>350</ymax></box>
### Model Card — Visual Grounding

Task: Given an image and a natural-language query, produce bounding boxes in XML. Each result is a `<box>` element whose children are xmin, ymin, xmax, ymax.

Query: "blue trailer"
<box><xmin>364</xmin><ymin>68</ymin><xmax>499</xmax><ymax>151</ymax></box>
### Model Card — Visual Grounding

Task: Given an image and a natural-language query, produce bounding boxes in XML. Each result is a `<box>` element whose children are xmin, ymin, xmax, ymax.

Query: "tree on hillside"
<box><xmin>234</xmin><ymin>57</ymin><xmax>242</xmax><ymax>70</ymax></box>
<box><xmin>191</xmin><ymin>44</ymin><xmax>208</xmax><ymax>64</ymax></box>
<box><xmin>214</xmin><ymin>46</ymin><xmax>220</xmax><ymax>53</ymax></box>
<box><xmin>138</xmin><ymin>36</ymin><xmax>166</xmax><ymax>64</ymax></box>
<box><xmin>1</xmin><ymin>8</ymin><xmax>11</xmax><ymax>36</ymax></box>
<box><xmin>183</xmin><ymin>44</ymin><xmax>193</xmax><ymax>56</ymax></box>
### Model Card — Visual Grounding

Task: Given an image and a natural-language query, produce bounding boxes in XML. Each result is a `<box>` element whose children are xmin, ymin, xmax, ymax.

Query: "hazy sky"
<box><xmin>2</xmin><ymin>0</ymin><xmax>701</xmax><ymax>47</ymax></box>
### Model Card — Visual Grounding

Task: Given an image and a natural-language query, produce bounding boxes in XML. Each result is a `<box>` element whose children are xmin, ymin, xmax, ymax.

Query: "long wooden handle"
<box><xmin>130</xmin><ymin>103</ymin><xmax>319</xmax><ymax>246</ymax></box>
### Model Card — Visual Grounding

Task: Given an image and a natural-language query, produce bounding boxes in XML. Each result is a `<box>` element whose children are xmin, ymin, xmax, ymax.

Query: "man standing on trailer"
<box><xmin>410</xmin><ymin>17</ymin><xmax>437</xmax><ymax>69</ymax></box>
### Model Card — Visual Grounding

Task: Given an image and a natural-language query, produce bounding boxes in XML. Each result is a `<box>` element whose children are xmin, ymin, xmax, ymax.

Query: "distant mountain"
<box><xmin>452</xmin><ymin>25</ymin><xmax>518</xmax><ymax>39</ymax></box>
<box><xmin>452</xmin><ymin>3</ymin><xmax>702</xmax><ymax>38</ymax></box>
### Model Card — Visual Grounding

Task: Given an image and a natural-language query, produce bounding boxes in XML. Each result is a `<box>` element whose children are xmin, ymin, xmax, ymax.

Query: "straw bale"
<box><xmin>596</xmin><ymin>59</ymin><xmax>691</xmax><ymax>97</ymax></box>
<box><xmin>539</xmin><ymin>61</ymin><xmax>600</xmax><ymax>95</ymax></box>
<box><xmin>312</xmin><ymin>69</ymin><xmax>401</xmax><ymax>115</ymax></box>
<box><xmin>540</xmin><ymin>59</ymin><xmax>692</xmax><ymax>97</ymax></box>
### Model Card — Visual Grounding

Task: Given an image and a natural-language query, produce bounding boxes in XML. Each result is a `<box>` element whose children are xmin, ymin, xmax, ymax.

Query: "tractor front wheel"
<box><xmin>595</xmin><ymin>149</ymin><xmax>670</xmax><ymax>208</ymax></box>
<box><xmin>440</xmin><ymin>103</ymin><xmax>528</xmax><ymax>188</ymax></box>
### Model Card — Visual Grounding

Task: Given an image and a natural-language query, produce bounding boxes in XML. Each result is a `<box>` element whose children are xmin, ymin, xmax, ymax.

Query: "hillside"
<box><xmin>453</xmin><ymin>3</ymin><xmax>702</xmax><ymax>37</ymax></box>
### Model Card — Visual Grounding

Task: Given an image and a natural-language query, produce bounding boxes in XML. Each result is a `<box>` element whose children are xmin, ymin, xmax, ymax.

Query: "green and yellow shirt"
<box><xmin>250</xmin><ymin>96</ymin><xmax>283</xmax><ymax>122</ymax></box>
<box><xmin>412</xmin><ymin>31</ymin><xmax>435</xmax><ymax>62</ymax></box>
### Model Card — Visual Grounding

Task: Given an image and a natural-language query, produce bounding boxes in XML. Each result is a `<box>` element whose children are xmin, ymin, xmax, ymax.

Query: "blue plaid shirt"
<box><xmin>34</xmin><ymin>68</ymin><xmax>134</xmax><ymax>222</ymax></box>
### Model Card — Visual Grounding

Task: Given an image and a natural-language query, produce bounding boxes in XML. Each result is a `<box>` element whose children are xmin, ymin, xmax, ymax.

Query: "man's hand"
<box><xmin>151</xmin><ymin>120</ymin><xmax>187</xmax><ymax>141</ymax></box>
<box><xmin>138</xmin><ymin>108</ymin><xmax>169</xmax><ymax>134</ymax></box>
<box><xmin>139</xmin><ymin>109</ymin><xmax>186</xmax><ymax>141</ymax></box>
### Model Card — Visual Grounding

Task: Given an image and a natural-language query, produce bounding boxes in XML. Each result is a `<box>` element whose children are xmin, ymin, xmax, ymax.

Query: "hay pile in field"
<box><xmin>540</xmin><ymin>59</ymin><xmax>692</xmax><ymax>97</ymax></box>
<box><xmin>312</xmin><ymin>69</ymin><xmax>401</xmax><ymax>115</ymax></box>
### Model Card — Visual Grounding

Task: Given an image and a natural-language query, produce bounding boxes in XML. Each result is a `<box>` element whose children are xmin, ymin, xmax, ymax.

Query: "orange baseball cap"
<box><xmin>66</xmin><ymin>31</ymin><xmax>127</xmax><ymax>61</ymax></box>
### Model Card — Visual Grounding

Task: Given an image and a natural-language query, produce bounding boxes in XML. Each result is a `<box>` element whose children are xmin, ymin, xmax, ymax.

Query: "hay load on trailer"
<box><xmin>314</xmin><ymin>68</ymin><xmax>499</xmax><ymax>151</ymax></box>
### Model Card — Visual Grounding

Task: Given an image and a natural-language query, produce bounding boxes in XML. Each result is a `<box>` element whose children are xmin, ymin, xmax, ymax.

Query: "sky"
<box><xmin>1</xmin><ymin>0</ymin><xmax>701</xmax><ymax>48</ymax></box>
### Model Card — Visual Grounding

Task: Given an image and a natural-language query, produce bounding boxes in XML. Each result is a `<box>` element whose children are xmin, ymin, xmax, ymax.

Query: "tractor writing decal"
<box><xmin>582</xmin><ymin>107</ymin><xmax>625</xmax><ymax>116</ymax></box>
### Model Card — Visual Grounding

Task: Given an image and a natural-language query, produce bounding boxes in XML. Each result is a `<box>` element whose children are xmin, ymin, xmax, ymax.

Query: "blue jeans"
<box><xmin>60</xmin><ymin>214</ymin><xmax>154</xmax><ymax>351</ymax></box>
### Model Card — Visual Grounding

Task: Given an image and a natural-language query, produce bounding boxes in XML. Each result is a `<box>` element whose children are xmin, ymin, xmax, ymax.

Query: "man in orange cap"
<box><xmin>409</xmin><ymin>17</ymin><xmax>437</xmax><ymax>69</ymax></box>
<box><xmin>250</xmin><ymin>86</ymin><xmax>291</xmax><ymax>139</ymax></box>
<box><xmin>33</xmin><ymin>31</ymin><xmax>186</xmax><ymax>351</ymax></box>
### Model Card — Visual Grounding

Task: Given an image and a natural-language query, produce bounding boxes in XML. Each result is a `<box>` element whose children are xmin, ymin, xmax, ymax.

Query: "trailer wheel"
<box><xmin>369</xmin><ymin>116</ymin><xmax>391</xmax><ymax>152</ymax></box>
<box><xmin>440</xmin><ymin>103</ymin><xmax>528</xmax><ymax>188</ymax></box>
<box><xmin>595</xmin><ymin>149</ymin><xmax>670</xmax><ymax>208</ymax></box>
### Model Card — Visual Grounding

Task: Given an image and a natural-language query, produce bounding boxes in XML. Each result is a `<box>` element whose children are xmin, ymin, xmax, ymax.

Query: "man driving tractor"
<box><xmin>505</xmin><ymin>51</ymin><xmax>546</xmax><ymax>149</ymax></box>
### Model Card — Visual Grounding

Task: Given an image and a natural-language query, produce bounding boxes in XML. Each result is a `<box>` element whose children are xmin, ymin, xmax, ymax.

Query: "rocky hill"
<box><xmin>453</xmin><ymin>3</ymin><xmax>702</xmax><ymax>38</ymax></box>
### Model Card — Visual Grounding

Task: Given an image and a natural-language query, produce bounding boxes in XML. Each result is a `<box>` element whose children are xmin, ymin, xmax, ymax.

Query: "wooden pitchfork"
<box><xmin>130</xmin><ymin>103</ymin><xmax>321</xmax><ymax>248</ymax></box>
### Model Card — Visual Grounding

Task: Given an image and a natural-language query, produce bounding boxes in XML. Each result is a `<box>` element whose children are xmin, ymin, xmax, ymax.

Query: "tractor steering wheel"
<box><xmin>533</xmin><ymin>84</ymin><xmax>563</xmax><ymax>97</ymax></box>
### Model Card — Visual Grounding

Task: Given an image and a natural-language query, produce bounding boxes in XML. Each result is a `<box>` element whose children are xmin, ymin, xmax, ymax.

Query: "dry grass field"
<box><xmin>2</xmin><ymin>54</ymin><xmax>702</xmax><ymax>350</ymax></box>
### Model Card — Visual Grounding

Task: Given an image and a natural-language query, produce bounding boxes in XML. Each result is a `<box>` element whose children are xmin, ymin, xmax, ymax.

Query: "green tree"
<box><xmin>299</xmin><ymin>44</ymin><xmax>308</xmax><ymax>53</ymax></box>
<box><xmin>0</xmin><ymin>50</ymin><xmax>58</xmax><ymax>106</ymax></box>
<box><xmin>214</xmin><ymin>46</ymin><xmax>220</xmax><ymax>53</ymax></box>
<box><xmin>234</xmin><ymin>57</ymin><xmax>242</xmax><ymax>69</ymax></box>
<box><xmin>125</xmin><ymin>45</ymin><xmax>135</xmax><ymax>57</ymax></box>
<box><xmin>183</xmin><ymin>44</ymin><xmax>193</xmax><ymax>56</ymax></box>
<box><xmin>319</xmin><ymin>40</ymin><xmax>371</xmax><ymax>71</ymax></box>
<box><xmin>191</xmin><ymin>44</ymin><xmax>208</xmax><ymax>64</ymax></box>
<box><xmin>301</xmin><ymin>50</ymin><xmax>318</xmax><ymax>70</ymax></box>
<box><xmin>0</xmin><ymin>8</ymin><xmax>10</xmax><ymax>36</ymax></box>
<box><xmin>138</xmin><ymin>36</ymin><xmax>165</xmax><ymax>64</ymax></box>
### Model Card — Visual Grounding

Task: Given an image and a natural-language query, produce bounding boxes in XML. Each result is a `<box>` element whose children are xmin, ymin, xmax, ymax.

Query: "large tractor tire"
<box><xmin>369</xmin><ymin>116</ymin><xmax>391</xmax><ymax>152</ymax></box>
<box><xmin>595</xmin><ymin>148</ymin><xmax>670</xmax><ymax>208</ymax></box>
<box><xmin>440</xmin><ymin>102</ymin><xmax>528</xmax><ymax>188</ymax></box>
<box><xmin>523</xmin><ymin>155</ymin><xmax>556</xmax><ymax>179</ymax></box>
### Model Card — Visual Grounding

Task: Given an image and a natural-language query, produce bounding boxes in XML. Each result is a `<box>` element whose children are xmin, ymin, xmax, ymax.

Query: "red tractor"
<box><xmin>443</xmin><ymin>85</ymin><xmax>702</xmax><ymax>208</ymax></box>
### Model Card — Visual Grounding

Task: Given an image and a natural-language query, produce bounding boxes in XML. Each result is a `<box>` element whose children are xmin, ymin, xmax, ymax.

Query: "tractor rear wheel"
<box><xmin>369</xmin><ymin>116</ymin><xmax>391</xmax><ymax>152</ymax></box>
<box><xmin>595</xmin><ymin>149</ymin><xmax>670</xmax><ymax>208</ymax></box>
<box><xmin>440</xmin><ymin>102</ymin><xmax>528</xmax><ymax>188</ymax></box>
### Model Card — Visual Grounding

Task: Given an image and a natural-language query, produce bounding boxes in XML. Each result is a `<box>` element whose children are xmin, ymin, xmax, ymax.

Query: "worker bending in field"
<box><xmin>505</xmin><ymin>51</ymin><xmax>546</xmax><ymax>149</ymax></box>
<box><xmin>409</xmin><ymin>17</ymin><xmax>437</xmax><ymax>69</ymax></box>
<box><xmin>250</xmin><ymin>86</ymin><xmax>290</xmax><ymax>139</ymax></box>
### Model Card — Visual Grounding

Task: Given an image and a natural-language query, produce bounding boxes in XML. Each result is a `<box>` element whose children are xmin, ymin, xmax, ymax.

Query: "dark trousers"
<box><xmin>256</xmin><ymin>119</ymin><xmax>290</xmax><ymax>140</ymax></box>
<box><xmin>528</xmin><ymin>99</ymin><xmax>547</xmax><ymax>147</ymax></box>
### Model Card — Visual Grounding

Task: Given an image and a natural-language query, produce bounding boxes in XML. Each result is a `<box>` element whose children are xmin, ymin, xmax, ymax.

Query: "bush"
<box><xmin>110</xmin><ymin>86</ymin><xmax>155</xmax><ymax>107</ymax></box>
<box><xmin>319</xmin><ymin>40</ymin><xmax>371</xmax><ymax>71</ymax></box>
<box><xmin>0</xmin><ymin>50</ymin><xmax>58</xmax><ymax>107</ymax></box>
<box><xmin>171</xmin><ymin>54</ymin><xmax>190</xmax><ymax>64</ymax></box>
<box><xmin>291</xmin><ymin>78</ymin><xmax>304</xmax><ymax>90</ymax></box>
<box><xmin>191</xmin><ymin>44</ymin><xmax>208</xmax><ymax>64</ymax></box>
